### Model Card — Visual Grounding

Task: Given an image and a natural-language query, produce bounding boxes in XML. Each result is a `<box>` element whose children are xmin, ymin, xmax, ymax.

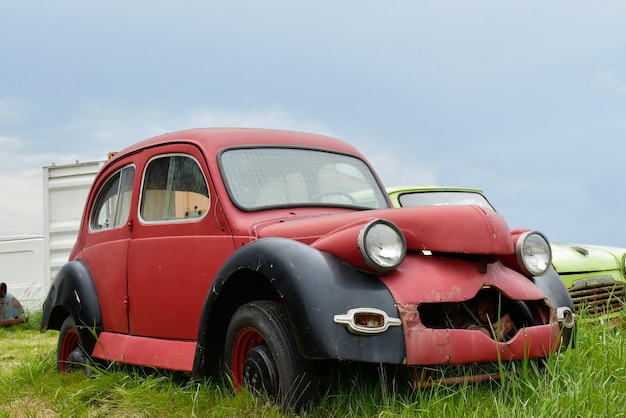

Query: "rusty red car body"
<box><xmin>40</xmin><ymin>128</ymin><xmax>571</xmax><ymax>409</ymax></box>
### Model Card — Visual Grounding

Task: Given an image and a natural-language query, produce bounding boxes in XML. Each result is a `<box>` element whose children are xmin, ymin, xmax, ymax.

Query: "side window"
<box><xmin>90</xmin><ymin>166</ymin><xmax>136</xmax><ymax>230</ymax></box>
<box><xmin>140</xmin><ymin>154</ymin><xmax>210</xmax><ymax>222</ymax></box>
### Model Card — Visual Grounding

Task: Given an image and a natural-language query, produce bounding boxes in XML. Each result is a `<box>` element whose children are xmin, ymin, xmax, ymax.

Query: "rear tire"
<box><xmin>224</xmin><ymin>301</ymin><xmax>316</xmax><ymax>411</ymax></box>
<box><xmin>57</xmin><ymin>316</ymin><xmax>94</xmax><ymax>375</ymax></box>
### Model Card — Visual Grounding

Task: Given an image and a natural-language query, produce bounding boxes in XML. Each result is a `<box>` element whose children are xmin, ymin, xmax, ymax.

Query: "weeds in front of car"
<box><xmin>1</xmin><ymin>309</ymin><xmax>625</xmax><ymax>417</ymax></box>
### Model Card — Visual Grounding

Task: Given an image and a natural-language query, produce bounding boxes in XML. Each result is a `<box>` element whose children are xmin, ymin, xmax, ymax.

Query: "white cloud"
<box><xmin>585</xmin><ymin>69</ymin><xmax>626</xmax><ymax>96</ymax></box>
<box><xmin>0</xmin><ymin>134</ymin><xmax>22</xmax><ymax>148</ymax></box>
<box><xmin>365</xmin><ymin>150</ymin><xmax>439</xmax><ymax>188</ymax></box>
<box><xmin>0</xmin><ymin>99</ymin><xmax>26</xmax><ymax>124</ymax></box>
<box><xmin>185</xmin><ymin>107</ymin><xmax>331</xmax><ymax>135</ymax></box>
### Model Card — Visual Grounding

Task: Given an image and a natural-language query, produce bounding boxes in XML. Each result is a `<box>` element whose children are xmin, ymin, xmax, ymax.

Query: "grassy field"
<box><xmin>1</xmin><ymin>311</ymin><xmax>625</xmax><ymax>417</ymax></box>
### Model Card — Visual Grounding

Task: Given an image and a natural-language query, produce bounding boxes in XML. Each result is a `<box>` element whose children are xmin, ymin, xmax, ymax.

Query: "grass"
<box><xmin>1</xmin><ymin>311</ymin><xmax>625</xmax><ymax>417</ymax></box>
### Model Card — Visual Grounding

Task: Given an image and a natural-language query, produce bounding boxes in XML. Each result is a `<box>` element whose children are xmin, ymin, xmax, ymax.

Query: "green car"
<box><xmin>388</xmin><ymin>186</ymin><xmax>626</xmax><ymax>325</ymax></box>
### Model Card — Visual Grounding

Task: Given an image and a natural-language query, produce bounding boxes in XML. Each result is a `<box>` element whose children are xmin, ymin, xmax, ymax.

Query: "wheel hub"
<box><xmin>242</xmin><ymin>344</ymin><xmax>278</xmax><ymax>396</ymax></box>
<box><xmin>66</xmin><ymin>347</ymin><xmax>91</xmax><ymax>373</ymax></box>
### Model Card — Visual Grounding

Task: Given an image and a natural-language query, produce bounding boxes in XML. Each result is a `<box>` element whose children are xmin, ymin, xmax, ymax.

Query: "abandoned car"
<box><xmin>41</xmin><ymin>129</ymin><xmax>573</xmax><ymax>410</ymax></box>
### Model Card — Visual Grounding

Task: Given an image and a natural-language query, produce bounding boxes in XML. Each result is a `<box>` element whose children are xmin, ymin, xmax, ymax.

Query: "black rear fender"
<box><xmin>40</xmin><ymin>260</ymin><xmax>102</xmax><ymax>353</ymax></box>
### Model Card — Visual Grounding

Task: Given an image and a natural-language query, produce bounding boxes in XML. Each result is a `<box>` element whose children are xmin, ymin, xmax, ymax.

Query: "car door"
<box><xmin>127</xmin><ymin>144</ymin><xmax>236</xmax><ymax>340</ymax></box>
<box><xmin>79</xmin><ymin>162</ymin><xmax>136</xmax><ymax>334</ymax></box>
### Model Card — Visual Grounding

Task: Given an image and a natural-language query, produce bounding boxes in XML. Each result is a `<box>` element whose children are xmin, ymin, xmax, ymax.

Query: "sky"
<box><xmin>1</xmin><ymin>1</ymin><xmax>625</xmax><ymax>247</ymax></box>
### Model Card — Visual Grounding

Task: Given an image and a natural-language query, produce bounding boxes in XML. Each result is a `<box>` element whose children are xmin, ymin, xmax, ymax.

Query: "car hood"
<box><xmin>551</xmin><ymin>243</ymin><xmax>624</xmax><ymax>273</ymax></box>
<box><xmin>252</xmin><ymin>205</ymin><xmax>514</xmax><ymax>255</ymax></box>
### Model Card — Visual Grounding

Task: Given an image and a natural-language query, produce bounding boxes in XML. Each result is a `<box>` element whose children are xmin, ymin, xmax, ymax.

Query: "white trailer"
<box><xmin>43</xmin><ymin>160</ymin><xmax>105</xmax><ymax>291</ymax></box>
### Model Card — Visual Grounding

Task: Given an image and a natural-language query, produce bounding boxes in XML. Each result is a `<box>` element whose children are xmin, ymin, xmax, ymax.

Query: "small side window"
<box><xmin>91</xmin><ymin>166</ymin><xmax>136</xmax><ymax>230</ymax></box>
<box><xmin>140</xmin><ymin>155</ymin><xmax>210</xmax><ymax>222</ymax></box>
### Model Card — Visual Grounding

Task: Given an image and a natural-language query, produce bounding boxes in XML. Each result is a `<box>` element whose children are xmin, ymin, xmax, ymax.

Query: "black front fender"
<box><xmin>40</xmin><ymin>260</ymin><xmax>103</xmax><ymax>351</ymax></box>
<box><xmin>193</xmin><ymin>237</ymin><xmax>405</xmax><ymax>376</ymax></box>
<box><xmin>532</xmin><ymin>266</ymin><xmax>576</xmax><ymax>348</ymax></box>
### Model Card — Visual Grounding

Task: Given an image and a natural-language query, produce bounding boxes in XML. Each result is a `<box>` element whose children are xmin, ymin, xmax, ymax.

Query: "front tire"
<box><xmin>224</xmin><ymin>301</ymin><xmax>316</xmax><ymax>411</ymax></box>
<box><xmin>57</xmin><ymin>316</ymin><xmax>94</xmax><ymax>374</ymax></box>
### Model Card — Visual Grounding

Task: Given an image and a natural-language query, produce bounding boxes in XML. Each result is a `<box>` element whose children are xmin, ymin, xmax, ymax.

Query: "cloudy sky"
<box><xmin>1</xmin><ymin>1</ymin><xmax>625</xmax><ymax>247</ymax></box>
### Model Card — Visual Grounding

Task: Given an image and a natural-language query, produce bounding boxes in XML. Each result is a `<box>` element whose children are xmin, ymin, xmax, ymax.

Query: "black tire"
<box><xmin>224</xmin><ymin>301</ymin><xmax>316</xmax><ymax>411</ymax></box>
<box><xmin>57</xmin><ymin>316</ymin><xmax>94</xmax><ymax>375</ymax></box>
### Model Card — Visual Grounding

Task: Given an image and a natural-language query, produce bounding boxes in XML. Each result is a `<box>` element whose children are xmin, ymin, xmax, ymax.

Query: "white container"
<box><xmin>0</xmin><ymin>235</ymin><xmax>45</xmax><ymax>311</ymax></box>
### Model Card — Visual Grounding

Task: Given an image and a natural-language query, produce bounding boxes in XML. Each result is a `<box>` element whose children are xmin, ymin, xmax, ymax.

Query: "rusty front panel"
<box><xmin>382</xmin><ymin>255</ymin><xmax>560</xmax><ymax>365</ymax></box>
<box><xmin>397</xmin><ymin>302</ymin><xmax>559</xmax><ymax>365</ymax></box>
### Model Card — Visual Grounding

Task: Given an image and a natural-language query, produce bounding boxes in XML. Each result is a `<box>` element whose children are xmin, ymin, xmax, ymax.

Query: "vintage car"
<box><xmin>551</xmin><ymin>244</ymin><xmax>626</xmax><ymax>324</ymax></box>
<box><xmin>388</xmin><ymin>185</ymin><xmax>623</xmax><ymax>325</ymax></box>
<box><xmin>41</xmin><ymin>129</ymin><xmax>573</xmax><ymax>410</ymax></box>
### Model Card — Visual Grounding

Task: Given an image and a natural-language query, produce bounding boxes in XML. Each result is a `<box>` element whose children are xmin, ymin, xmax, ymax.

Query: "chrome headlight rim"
<box><xmin>516</xmin><ymin>230</ymin><xmax>552</xmax><ymax>277</ymax></box>
<box><xmin>357</xmin><ymin>219</ymin><xmax>407</xmax><ymax>273</ymax></box>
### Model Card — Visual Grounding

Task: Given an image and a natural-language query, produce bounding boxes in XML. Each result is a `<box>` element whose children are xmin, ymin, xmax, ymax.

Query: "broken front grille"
<box><xmin>568</xmin><ymin>276</ymin><xmax>626</xmax><ymax>318</ymax></box>
<box><xmin>417</xmin><ymin>287</ymin><xmax>548</xmax><ymax>342</ymax></box>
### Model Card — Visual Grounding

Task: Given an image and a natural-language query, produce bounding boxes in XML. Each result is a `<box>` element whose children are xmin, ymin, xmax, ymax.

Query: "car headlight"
<box><xmin>516</xmin><ymin>231</ymin><xmax>552</xmax><ymax>276</ymax></box>
<box><xmin>358</xmin><ymin>219</ymin><xmax>406</xmax><ymax>273</ymax></box>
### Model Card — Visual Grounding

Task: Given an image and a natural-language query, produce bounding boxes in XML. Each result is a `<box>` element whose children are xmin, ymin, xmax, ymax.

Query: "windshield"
<box><xmin>220</xmin><ymin>147</ymin><xmax>389</xmax><ymax>210</ymax></box>
<box><xmin>398</xmin><ymin>191</ymin><xmax>494</xmax><ymax>210</ymax></box>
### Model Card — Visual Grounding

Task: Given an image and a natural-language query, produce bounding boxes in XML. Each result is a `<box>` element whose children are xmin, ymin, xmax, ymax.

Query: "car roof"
<box><xmin>108</xmin><ymin>128</ymin><xmax>363</xmax><ymax>163</ymax></box>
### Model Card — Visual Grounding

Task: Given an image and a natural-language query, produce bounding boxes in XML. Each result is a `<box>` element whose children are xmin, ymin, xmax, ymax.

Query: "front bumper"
<box><xmin>397</xmin><ymin>302</ymin><xmax>561</xmax><ymax>366</ymax></box>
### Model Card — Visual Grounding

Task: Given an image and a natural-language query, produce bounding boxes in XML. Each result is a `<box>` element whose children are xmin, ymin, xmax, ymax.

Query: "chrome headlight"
<box><xmin>358</xmin><ymin>219</ymin><xmax>406</xmax><ymax>273</ymax></box>
<box><xmin>516</xmin><ymin>231</ymin><xmax>552</xmax><ymax>276</ymax></box>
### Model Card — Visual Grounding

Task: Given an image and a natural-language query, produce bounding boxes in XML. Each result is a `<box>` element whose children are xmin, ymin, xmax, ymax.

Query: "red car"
<box><xmin>41</xmin><ymin>128</ymin><xmax>573</xmax><ymax>410</ymax></box>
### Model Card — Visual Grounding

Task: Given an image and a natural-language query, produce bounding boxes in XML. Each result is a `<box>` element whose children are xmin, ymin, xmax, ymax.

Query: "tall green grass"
<box><xmin>1</xmin><ymin>310</ymin><xmax>625</xmax><ymax>417</ymax></box>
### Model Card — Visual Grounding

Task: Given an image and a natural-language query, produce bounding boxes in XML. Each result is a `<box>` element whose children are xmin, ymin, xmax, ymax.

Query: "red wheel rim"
<box><xmin>59</xmin><ymin>328</ymin><xmax>79</xmax><ymax>373</ymax></box>
<box><xmin>231</xmin><ymin>327</ymin><xmax>265</xmax><ymax>388</ymax></box>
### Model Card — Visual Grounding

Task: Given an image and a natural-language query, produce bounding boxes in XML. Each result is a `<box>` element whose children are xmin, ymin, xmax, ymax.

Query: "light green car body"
<box><xmin>388</xmin><ymin>186</ymin><xmax>626</xmax><ymax>322</ymax></box>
